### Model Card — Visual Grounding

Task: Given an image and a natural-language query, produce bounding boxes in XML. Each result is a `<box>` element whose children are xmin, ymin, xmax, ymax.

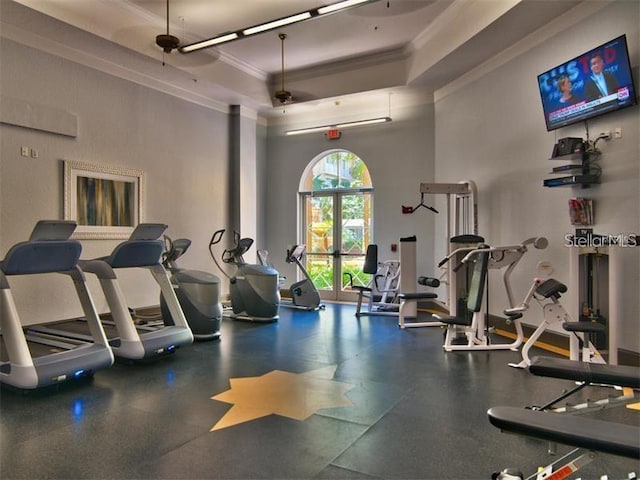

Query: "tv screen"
<box><xmin>537</xmin><ymin>34</ymin><xmax>637</xmax><ymax>131</ymax></box>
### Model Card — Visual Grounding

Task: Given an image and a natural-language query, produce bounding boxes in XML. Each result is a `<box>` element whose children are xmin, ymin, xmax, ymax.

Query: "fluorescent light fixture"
<box><xmin>317</xmin><ymin>0</ymin><xmax>371</xmax><ymax>15</ymax></box>
<box><xmin>286</xmin><ymin>116</ymin><xmax>391</xmax><ymax>136</ymax></box>
<box><xmin>336</xmin><ymin>117</ymin><xmax>391</xmax><ymax>128</ymax></box>
<box><xmin>243</xmin><ymin>12</ymin><xmax>312</xmax><ymax>36</ymax></box>
<box><xmin>180</xmin><ymin>0</ymin><xmax>379</xmax><ymax>53</ymax></box>
<box><xmin>180</xmin><ymin>33</ymin><xmax>239</xmax><ymax>52</ymax></box>
<box><xmin>286</xmin><ymin>125</ymin><xmax>332</xmax><ymax>136</ymax></box>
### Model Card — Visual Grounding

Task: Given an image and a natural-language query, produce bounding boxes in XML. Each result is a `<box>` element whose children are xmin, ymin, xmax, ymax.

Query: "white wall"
<box><xmin>265</xmin><ymin>103</ymin><xmax>436</xmax><ymax>283</ymax></box>
<box><xmin>434</xmin><ymin>1</ymin><xmax>639</xmax><ymax>353</ymax></box>
<box><xmin>1</xmin><ymin>39</ymin><xmax>230</xmax><ymax>324</ymax></box>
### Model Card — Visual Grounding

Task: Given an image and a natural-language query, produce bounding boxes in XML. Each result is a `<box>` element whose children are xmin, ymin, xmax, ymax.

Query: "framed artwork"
<box><xmin>63</xmin><ymin>160</ymin><xmax>144</xmax><ymax>239</ymax></box>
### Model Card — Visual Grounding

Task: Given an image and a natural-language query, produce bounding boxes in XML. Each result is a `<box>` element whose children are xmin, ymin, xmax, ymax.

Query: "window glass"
<box><xmin>303</xmin><ymin>151</ymin><xmax>372</xmax><ymax>190</ymax></box>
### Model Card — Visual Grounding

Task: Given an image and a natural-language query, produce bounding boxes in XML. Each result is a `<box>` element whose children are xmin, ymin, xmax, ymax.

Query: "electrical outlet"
<box><xmin>614</xmin><ymin>127</ymin><xmax>622</xmax><ymax>139</ymax></box>
<box><xmin>20</xmin><ymin>146</ymin><xmax>29</xmax><ymax>156</ymax></box>
<box><xmin>30</xmin><ymin>148</ymin><xmax>39</xmax><ymax>159</ymax></box>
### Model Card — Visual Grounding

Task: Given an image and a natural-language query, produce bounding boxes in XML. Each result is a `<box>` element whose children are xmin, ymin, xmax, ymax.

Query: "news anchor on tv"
<box><xmin>556</xmin><ymin>74</ymin><xmax>581</xmax><ymax>106</ymax></box>
<box><xmin>584</xmin><ymin>51</ymin><xmax>620</xmax><ymax>101</ymax></box>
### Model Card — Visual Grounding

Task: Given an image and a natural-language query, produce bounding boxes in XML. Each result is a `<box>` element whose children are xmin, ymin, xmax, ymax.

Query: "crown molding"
<box><xmin>0</xmin><ymin>19</ymin><xmax>230</xmax><ymax>113</ymax></box>
<box><xmin>434</xmin><ymin>0</ymin><xmax>613</xmax><ymax>102</ymax></box>
<box><xmin>271</xmin><ymin>46</ymin><xmax>410</xmax><ymax>86</ymax></box>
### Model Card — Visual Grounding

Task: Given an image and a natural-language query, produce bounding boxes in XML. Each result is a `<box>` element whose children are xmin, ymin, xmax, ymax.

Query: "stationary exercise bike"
<box><xmin>161</xmin><ymin>236</ymin><xmax>222</xmax><ymax>340</ymax></box>
<box><xmin>209</xmin><ymin>229</ymin><xmax>280</xmax><ymax>322</ymax></box>
<box><xmin>281</xmin><ymin>245</ymin><xmax>324</xmax><ymax>311</ymax></box>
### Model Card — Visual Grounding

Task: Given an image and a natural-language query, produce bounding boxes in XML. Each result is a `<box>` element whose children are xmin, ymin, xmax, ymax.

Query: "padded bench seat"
<box><xmin>487</xmin><ymin>406</ymin><xmax>640</xmax><ymax>459</ymax></box>
<box><xmin>529</xmin><ymin>356</ymin><xmax>640</xmax><ymax>388</ymax></box>
<box><xmin>562</xmin><ymin>320</ymin><xmax>606</xmax><ymax>334</ymax></box>
<box><xmin>397</xmin><ymin>291</ymin><xmax>440</xmax><ymax>329</ymax></box>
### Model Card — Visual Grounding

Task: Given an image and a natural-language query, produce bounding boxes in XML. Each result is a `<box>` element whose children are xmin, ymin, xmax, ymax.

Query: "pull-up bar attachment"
<box><xmin>402</xmin><ymin>192</ymin><xmax>438</xmax><ymax>214</ymax></box>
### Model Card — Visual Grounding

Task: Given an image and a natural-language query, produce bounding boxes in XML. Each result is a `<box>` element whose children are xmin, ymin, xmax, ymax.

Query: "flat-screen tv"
<box><xmin>537</xmin><ymin>34</ymin><xmax>637</xmax><ymax>131</ymax></box>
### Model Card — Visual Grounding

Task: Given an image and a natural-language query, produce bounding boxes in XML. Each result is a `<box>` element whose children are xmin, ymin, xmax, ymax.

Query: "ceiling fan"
<box><xmin>274</xmin><ymin>33</ymin><xmax>293</xmax><ymax>105</ymax></box>
<box><xmin>155</xmin><ymin>0</ymin><xmax>180</xmax><ymax>55</ymax></box>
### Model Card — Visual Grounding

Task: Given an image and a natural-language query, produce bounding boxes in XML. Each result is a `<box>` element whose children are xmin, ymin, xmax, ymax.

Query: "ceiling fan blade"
<box><xmin>112</xmin><ymin>26</ymin><xmax>219</xmax><ymax>67</ymax></box>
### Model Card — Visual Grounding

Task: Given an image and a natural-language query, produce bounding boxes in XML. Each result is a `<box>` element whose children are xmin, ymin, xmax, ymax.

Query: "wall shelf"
<box><xmin>543</xmin><ymin>148</ymin><xmax>601</xmax><ymax>188</ymax></box>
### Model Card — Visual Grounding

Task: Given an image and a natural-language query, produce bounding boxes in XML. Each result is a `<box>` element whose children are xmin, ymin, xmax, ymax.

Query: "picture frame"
<box><xmin>63</xmin><ymin>160</ymin><xmax>144</xmax><ymax>239</ymax></box>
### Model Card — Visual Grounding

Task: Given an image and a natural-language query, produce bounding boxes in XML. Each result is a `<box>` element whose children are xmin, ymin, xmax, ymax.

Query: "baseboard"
<box><xmin>135</xmin><ymin>300</ymin><xmax>640</xmax><ymax>366</ymax></box>
<box><xmin>489</xmin><ymin>314</ymin><xmax>640</xmax><ymax>367</ymax></box>
<box><xmin>416</xmin><ymin>299</ymin><xmax>639</xmax><ymax>366</ymax></box>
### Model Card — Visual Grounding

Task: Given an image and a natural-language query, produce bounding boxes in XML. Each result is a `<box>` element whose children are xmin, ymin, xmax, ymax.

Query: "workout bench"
<box><xmin>397</xmin><ymin>276</ymin><xmax>440</xmax><ymax>328</ymax></box>
<box><xmin>397</xmin><ymin>292</ymin><xmax>439</xmax><ymax>328</ymax></box>
<box><xmin>488</xmin><ymin>356</ymin><xmax>640</xmax><ymax>479</ymax></box>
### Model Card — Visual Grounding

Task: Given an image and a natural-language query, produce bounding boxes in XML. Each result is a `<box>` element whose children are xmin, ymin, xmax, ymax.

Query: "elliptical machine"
<box><xmin>282</xmin><ymin>245</ymin><xmax>324</xmax><ymax>311</ymax></box>
<box><xmin>161</xmin><ymin>236</ymin><xmax>222</xmax><ymax>340</ymax></box>
<box><xmin>209</xmin><ymin>229</ymin><xmax>280</xmax><ymax>322</ymax></box>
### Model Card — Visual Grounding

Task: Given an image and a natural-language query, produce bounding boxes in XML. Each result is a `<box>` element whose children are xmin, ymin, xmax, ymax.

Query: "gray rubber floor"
<box><xmin>1</xmin><ymin>303</ymin><xmax>638</xmax><ymax>479</ymax></box>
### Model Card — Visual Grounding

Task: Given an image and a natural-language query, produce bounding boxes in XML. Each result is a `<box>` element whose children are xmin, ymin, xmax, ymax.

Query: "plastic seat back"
<box><xmin>466</xmin><ymin>246</ymin><xmax>490</xmax><ymax>313</ymax></box>
<box><xmin>362</xmin><ymin>244</ymin><xmax>378</xmax><ymax>275</ymax></box>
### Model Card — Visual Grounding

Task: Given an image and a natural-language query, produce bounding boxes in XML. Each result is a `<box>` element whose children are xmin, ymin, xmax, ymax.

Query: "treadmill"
<box><xmin>0</xmin><ymin>220</ymin><xmax>114</xmax><ymax>389</ymax></box>
<box><xmin>30</xmin><ymin>223</ymin><xmax>194</xmax><ymax>359</ymax></box>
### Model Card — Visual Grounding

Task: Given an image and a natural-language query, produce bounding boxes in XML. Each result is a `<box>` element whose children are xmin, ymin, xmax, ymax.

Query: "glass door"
<box><xmin>304</xmin><ymin>194</ymin><xmax>335</xmax><ymax>296</ymax></box>
<box><xmin>303</xmin><ymin>191</ymin><xmax>372</xmax><ymax>301</ymax></box>
<box><xmin>299</xmin><ymin>150</ymin><xmax>374</xmax><ymax>302</ymax></box>
<box><xmin>338</xmin><ymin>192</ymin><xmax>372</xmax><ymax>301</ymax></box>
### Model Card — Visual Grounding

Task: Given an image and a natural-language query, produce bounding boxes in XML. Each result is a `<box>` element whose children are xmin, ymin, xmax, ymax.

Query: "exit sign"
<box><xmin>326</xmin><ymin>128</ymin><xmax>341</xmax><ymax>140</ymax></box>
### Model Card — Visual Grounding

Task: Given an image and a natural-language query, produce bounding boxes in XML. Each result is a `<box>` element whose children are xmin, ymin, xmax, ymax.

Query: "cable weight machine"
<box><xmin>402</xmin><ymin>181</ymin><xmax>480</xmax><ymax>320</ymax></box>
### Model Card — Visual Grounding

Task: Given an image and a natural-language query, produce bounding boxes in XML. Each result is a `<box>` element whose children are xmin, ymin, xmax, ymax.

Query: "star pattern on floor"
<box><xmin>625</xmin><ymin>388</ymin><xmax>640</xmax><ymax>410</ymax></box>
<box><xmin>210</xmin><ymin>365</ymin><xmax>355</xmax><ymax>431</ymax></box>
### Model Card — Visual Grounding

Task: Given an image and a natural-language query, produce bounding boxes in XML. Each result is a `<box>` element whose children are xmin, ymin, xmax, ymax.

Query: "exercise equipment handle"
<box><xmin>208</xmin><ymin>229</ymin><xmax>231</xmax><ymax>280</ymax></box>
<box><xmin>438</xmin><ymin>245</ymin><xmax>478</xmax><ymax>269</ymax></box>
<box><xmin>162</xmin><ymin>235</ymin><xmax>175</xmax><ymax>268</ymax></box>
<box><xmin>402</xmin><ymin>193</ymin><xmax>439</xmax><ymax>215</ymax></box>
<box><xmin>452</xmin><ymin>261</ymin><xmax>465</xmax><ymax>273</ymax></box>
<box><xmin>438</xmin><ymin>256</ymin><xmax>450</xmax><ymax>268</ymax></box>
<box><xmin>162</xmin><ymin>235</ymin><xmax>192</xmax><ymax>268</ymax></box>
<box><xmin>453</xmin><ymin>246</ymin><xmax>488</xmax><ymax>271</ymax></box>
<box><xmin>210</xmin><ymin>229</ymin><xmax>225</xmax><ymax>246</ymax></box>
<box><xmin>504</xmin><ymin>305</ymin><xmax>528</xmax><ymax>315</ymax></box>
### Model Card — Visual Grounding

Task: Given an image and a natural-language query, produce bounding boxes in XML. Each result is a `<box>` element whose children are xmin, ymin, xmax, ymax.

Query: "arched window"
<box><xmin>302</xmin><ymin>150</ymin><xmax>373</xmax><ymax>191</ymax></box>
<box><xmin>299</xmin><ymin>150</ymin><xmax>373</xmax><ymax>300</ymax></box>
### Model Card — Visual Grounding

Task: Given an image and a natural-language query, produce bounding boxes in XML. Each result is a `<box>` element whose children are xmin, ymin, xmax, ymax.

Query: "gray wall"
<box><xmin>2</xmin><ymin>1</ymin><xmax>638</xmax><ymax>357</ymax></box>
<box><xmin>434</xmin><ymin>1</ymin><xmax>639</xmax><ymax>353</ymax></box>
<box><xmin>256</xmin><ymin>122</ymin><xmax>268</xmax><ymax>248</ymax></box>
<box><xmin>265</xmin><ymin>103</ymin><xmax>436</xmax><ymax>283</ymax></box>
<box><xmin>1</xmin><ymin>39</ymin><xmax>231</xmax><ymax>324</ymax></box>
